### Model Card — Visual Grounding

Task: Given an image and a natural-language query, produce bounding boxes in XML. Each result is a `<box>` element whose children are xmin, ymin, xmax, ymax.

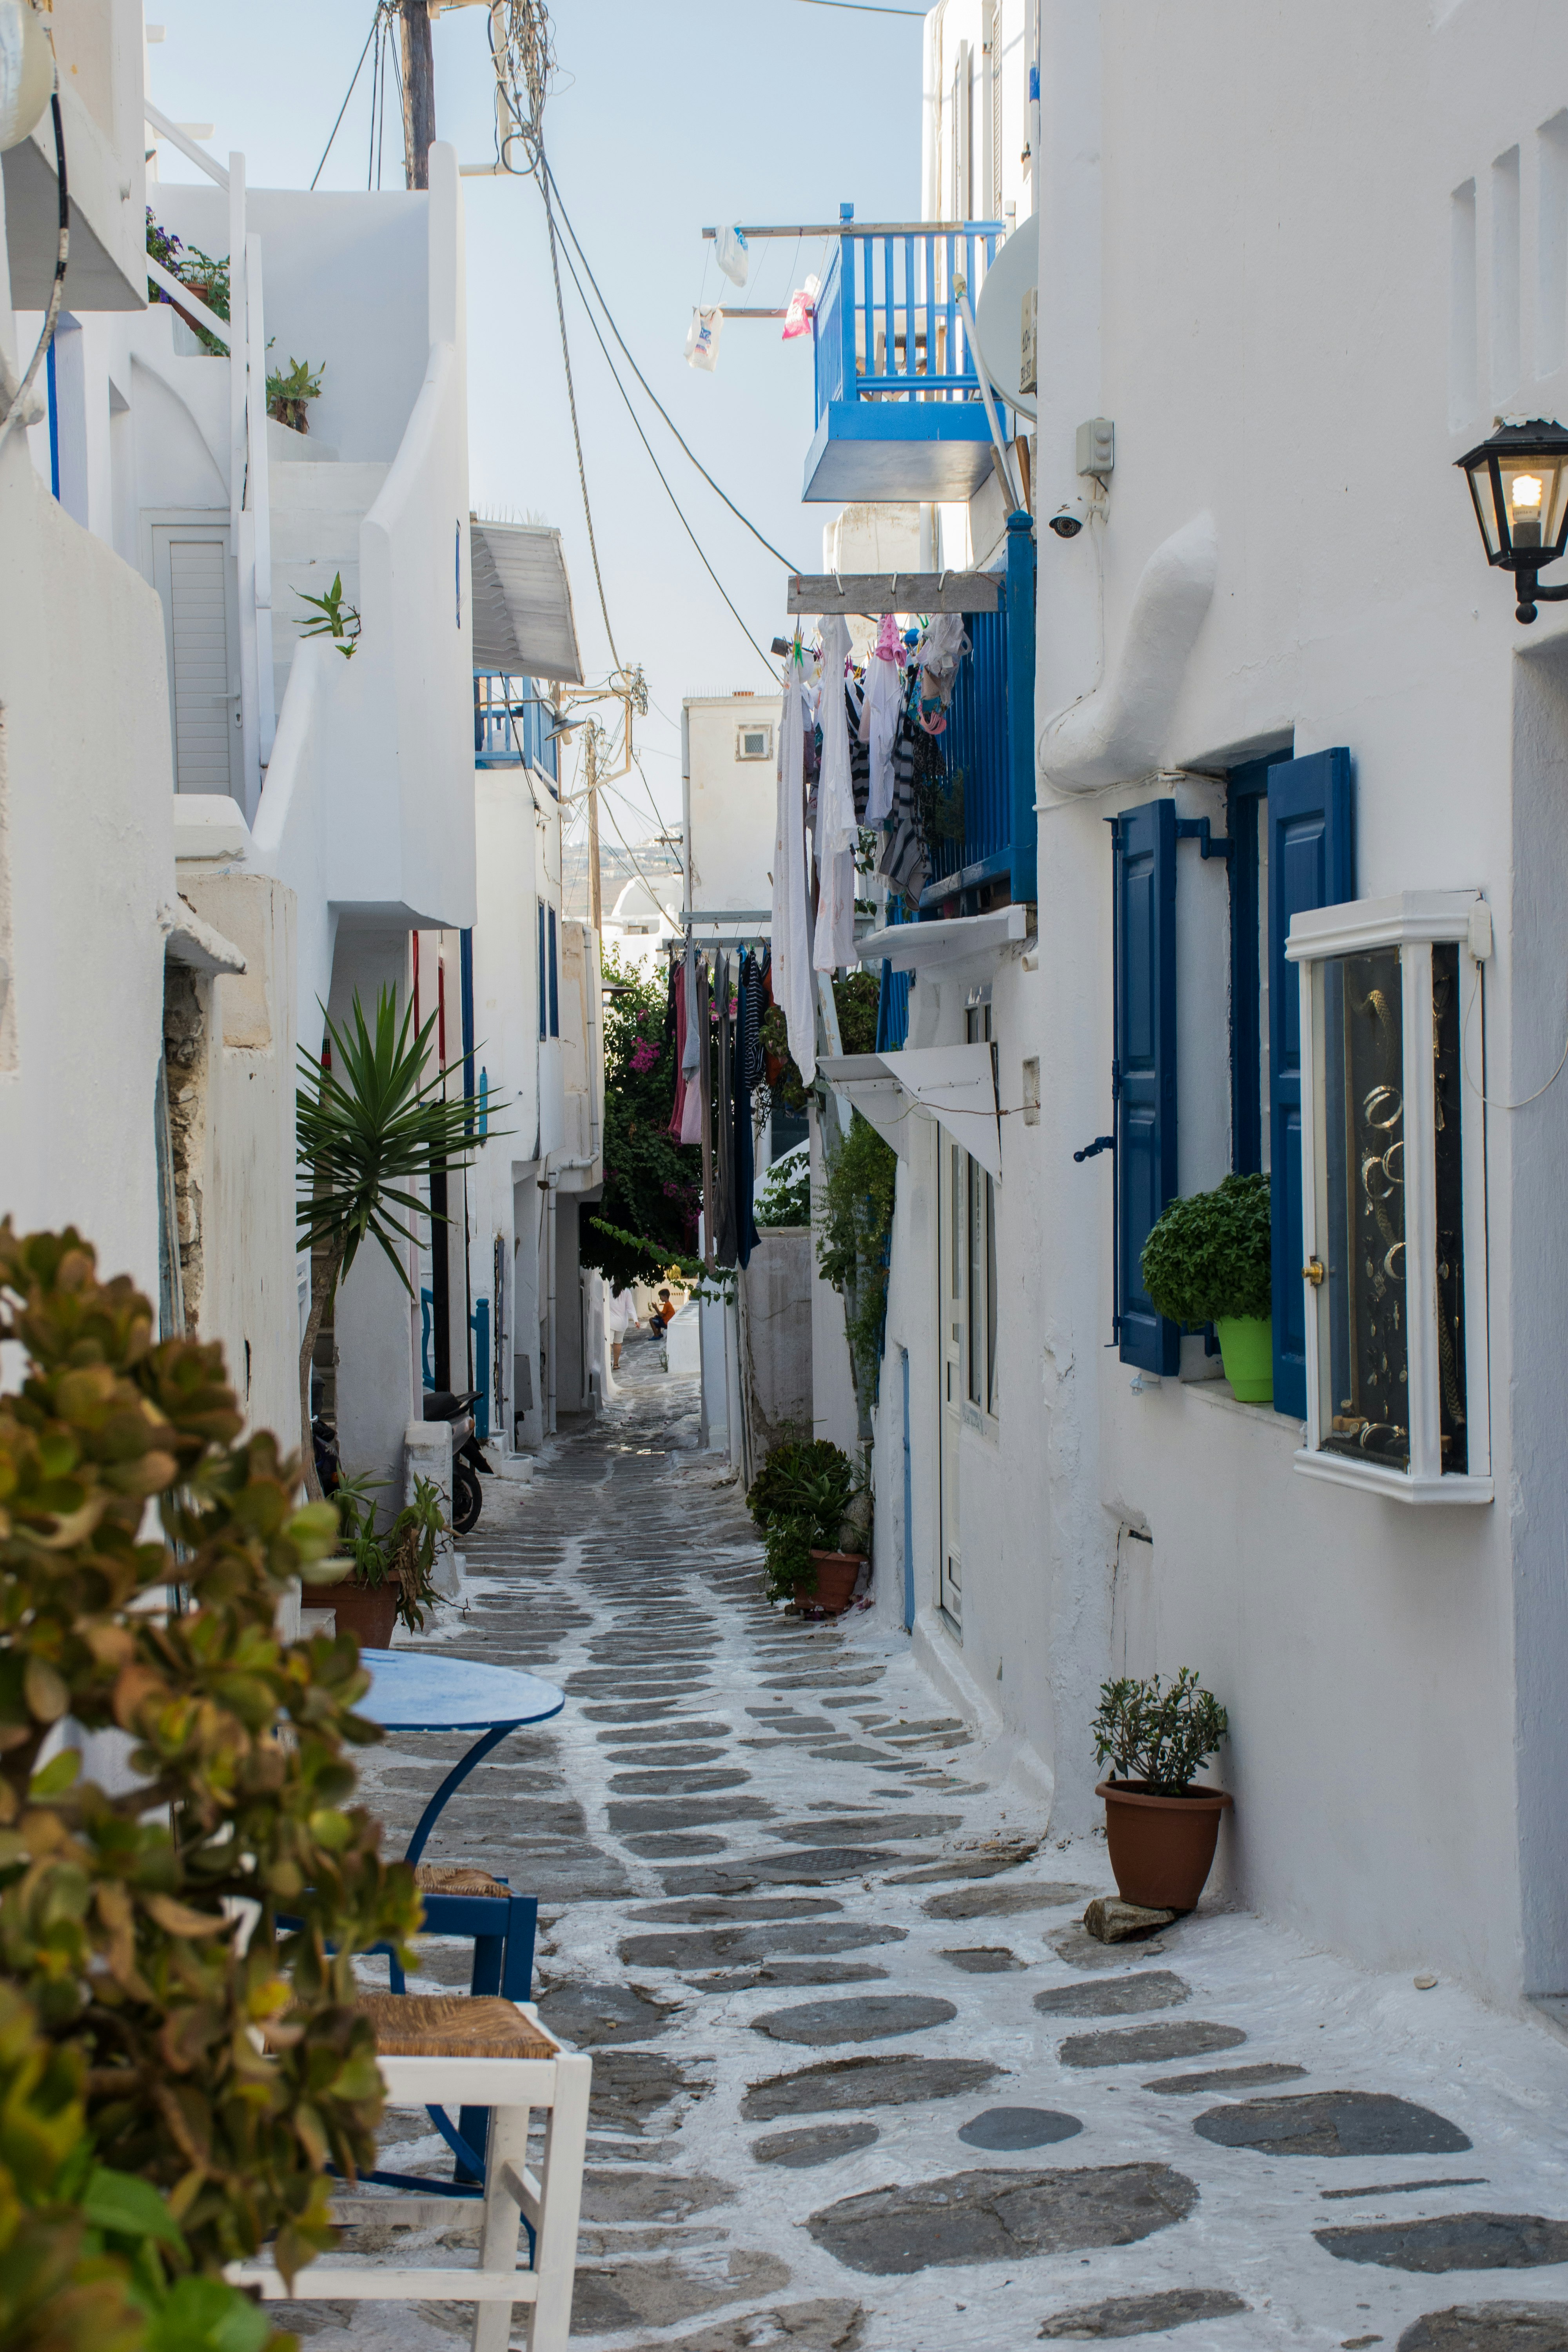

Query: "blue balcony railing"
<box><xmin>474</xmin><ymin>672</ymin><xmax>559</xmax><ymax>784</ymax></box>
<box><xmin>805</xmin><ymin>205</ymin><xmax>1010</xmax><ymax>503</ymax></box>
<box><xmin>919</xmin><ymin>511</ymin><xmax>1037</xmax><ymax>916</ymax></box>
<box><xmin>875</xmin><ymin>899</ymin><xmax>912</xmax><ymax>1053</ymax></box>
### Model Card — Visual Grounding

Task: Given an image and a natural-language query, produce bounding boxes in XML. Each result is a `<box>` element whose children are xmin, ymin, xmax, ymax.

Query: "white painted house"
<box><xmin>0</xmin><ymin>13</ymin><xmax>563</xmax><ymax>1558</ymax></box>
<box><xmin>788</xmin><ymin>0</ymin><xmax>1568</xmax><ymax>2018</ymax></box>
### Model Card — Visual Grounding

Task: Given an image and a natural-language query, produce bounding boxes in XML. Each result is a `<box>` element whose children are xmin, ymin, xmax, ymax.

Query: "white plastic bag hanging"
<box><xmin>782</xmin><ymin>273</ymin><xmax>820</xmax><ymax>341</ymax></box>
<box><xmin>714</xmin><ymin>225</ymin><xmax>750</xmax><ymax>288</ymax></box>
<box><xmin>684</xmin><ymin>306</ymin><xmax>724</xmax><ymax>372</ymax></box>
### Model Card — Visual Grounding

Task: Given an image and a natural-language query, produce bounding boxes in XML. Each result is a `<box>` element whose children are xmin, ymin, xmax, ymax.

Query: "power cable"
<box><xmin>312</xmin><ymin>5</ymin><xmax>380</xmax><ymax>190</ymax></box>
<box><xmin>542</xmin><ymin>159</ymin><xmax>804</xmax><ymax>575</ymax></box>
<box><xmin>539</xmin><ymin>152</ymin><xmax>622</xmax><ymax>672</ymax></box>
<box><xmin>553</xmin><ymin>231</ymin><xmax>775</xmax><ymax>677</ymax></box>
<box><xmin>790</xmin><ymin>0</ymin><xmax>925</xmax><ymax>13</ymax></box>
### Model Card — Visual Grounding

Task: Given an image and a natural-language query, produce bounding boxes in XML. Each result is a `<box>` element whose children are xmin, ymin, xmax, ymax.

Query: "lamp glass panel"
<box><xmin>1317</xmin><ymin>947</ymin><xmax>1409</xmax><ymax>1475</ymax></box>
<box><xmin>1466</xmin><ymin>459</ymin><xmax>1503</xmax><ymax>559</ymax></box>
<box><xmin>1499</xmin><ymin>457</ymin><xmax>1555</xmax><ymax>552</ymax></box>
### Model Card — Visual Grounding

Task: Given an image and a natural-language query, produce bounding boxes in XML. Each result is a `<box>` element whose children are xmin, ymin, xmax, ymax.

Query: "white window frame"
<box><xmin>1287</xmin><ymin>890</ymin><xmax>1492</xmax><ymax>1506</ymax></box>
<box><xmin>735</xmin><ymin>722</ymin><xmax>773</xmax><ymax>762</ymax></box>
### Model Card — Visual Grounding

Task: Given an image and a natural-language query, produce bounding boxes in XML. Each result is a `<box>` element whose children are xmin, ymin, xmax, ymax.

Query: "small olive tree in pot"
<box><xmin>1093</xmin><ymin>1670</ymin><xmax>1232</xmax><ymax>1911</ymax></box>
<box><xmin>1140</xmin><ymin>1171</ymin><xmax>1272</xmax><ymax>1401</ymax></box>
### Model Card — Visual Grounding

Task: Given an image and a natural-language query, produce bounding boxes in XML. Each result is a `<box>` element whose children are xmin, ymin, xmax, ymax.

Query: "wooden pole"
<box><xmin>586</xmin><ymin>723</ymin><xmax>603</xmax><ymax>935</ymax></box>
<box><xmin>401</xmin><ymin>0</ymin><xmax>436</xmax><ymax>190</ymax></box>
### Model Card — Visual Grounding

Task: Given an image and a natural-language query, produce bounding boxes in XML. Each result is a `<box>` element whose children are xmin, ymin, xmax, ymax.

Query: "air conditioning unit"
<box><xmin>737</xmin><ymin>723</ymin><xmax>773</xmax><ymax>762</ymax></box>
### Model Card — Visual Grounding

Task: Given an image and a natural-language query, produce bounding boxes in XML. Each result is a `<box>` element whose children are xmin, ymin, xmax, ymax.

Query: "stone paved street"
<box><xmin>303</xmin><ymin>1339</ymin><xmax>1568</xmax><ymax>2352</ymax></box>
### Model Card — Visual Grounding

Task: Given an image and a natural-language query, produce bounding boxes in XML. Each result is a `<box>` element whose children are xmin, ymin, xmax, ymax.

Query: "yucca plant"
<box><xmin>296</xmin><ymin>988</ymin><xmax>485</xmax><ymax>1501</ymax></box>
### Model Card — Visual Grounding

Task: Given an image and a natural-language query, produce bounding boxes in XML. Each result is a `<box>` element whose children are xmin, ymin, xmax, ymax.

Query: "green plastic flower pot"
<box><xmin>1214</xmin><ymin>1315</ymin><xmax>1273</xmax><ymax>1402</ymax></box>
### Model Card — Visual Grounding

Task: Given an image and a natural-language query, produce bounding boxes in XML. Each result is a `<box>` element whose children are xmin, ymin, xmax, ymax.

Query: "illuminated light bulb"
<box><xmin>1513</xmin><ymin>474</ymin><xmax>1544</xmax><ymax>511</ymax></box>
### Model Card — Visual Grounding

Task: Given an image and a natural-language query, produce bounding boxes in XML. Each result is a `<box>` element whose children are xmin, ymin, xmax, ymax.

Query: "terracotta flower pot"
<box><xmin>325</xmin><ymin>1578</ymin><xmax>400</xmax><ymax>1650</ymax></box>
<box><xmin>1096</xmin><ymin>1778</ymin><xmax>1233</xmax><ymax>1912</ymax></box>
<box><xmin>796</xmin><ymin>1550</ymin><xmax>865</xmax><ymax>1616</ymax></box>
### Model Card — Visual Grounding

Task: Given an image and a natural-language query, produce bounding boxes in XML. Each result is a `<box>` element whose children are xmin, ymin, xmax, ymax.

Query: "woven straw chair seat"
<box><xmin>358</xmin><ymin>1993</ymin><xmax>557</xmax><ymax>2060</ymax></box>
<box><xmin>412</xmin><ymin>1864</ymin><xmax>509</xmax><ymax>1898</ymax></box>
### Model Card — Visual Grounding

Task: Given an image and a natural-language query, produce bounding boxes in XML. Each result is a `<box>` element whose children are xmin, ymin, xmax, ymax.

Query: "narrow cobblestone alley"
<box><xmin>304</xmin><ymin>1341</ymin><xmax>1568</xmax><ymax>2352</ymax></box>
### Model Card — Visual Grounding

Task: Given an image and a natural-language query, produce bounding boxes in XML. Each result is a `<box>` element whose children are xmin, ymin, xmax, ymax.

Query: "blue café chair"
<box><xmin>285</xmin><ymin>1864</ymin><xmax>540</xmax><ymax>2193</ymax></box>
<box><xmin>377</xmin><ymin>1864</ymin><xmax>540</xmax><ymax>2189</ymax></box>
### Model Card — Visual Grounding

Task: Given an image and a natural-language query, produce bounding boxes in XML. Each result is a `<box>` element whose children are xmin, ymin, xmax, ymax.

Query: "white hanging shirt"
<box><xmin>813</xmin><ymin>615</ymin><xmax>858</xmax><ymax>972</ymax></box>
<box><xmin>860</xmin><ymin>615</ymin><xmax>905</xmax><ymax>825</ymax></box>
<box><xmin>772</xmin><ymin>650</ymin><xmax>817</xmax><ymax>1083</ymax></box>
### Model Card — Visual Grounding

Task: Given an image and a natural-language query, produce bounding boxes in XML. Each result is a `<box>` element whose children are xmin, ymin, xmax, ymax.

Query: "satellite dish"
<box><xmin>974</xmin><ymin>213</ymin><xmax>1039</xmax><ymax>423</ymax></box>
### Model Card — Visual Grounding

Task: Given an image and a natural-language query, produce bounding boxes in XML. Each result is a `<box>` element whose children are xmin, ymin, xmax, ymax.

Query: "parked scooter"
<box><xmin>421</xmin><ymin>1389</ymin><xmax>492</xmax><ymax>1535</ymax></box>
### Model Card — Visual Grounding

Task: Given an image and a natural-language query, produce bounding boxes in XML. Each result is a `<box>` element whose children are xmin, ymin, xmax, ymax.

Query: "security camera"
<box><xmin>1048</xmin><ymin>499</ymin><xmax>1087</xmax><ymax>540</ymax></box>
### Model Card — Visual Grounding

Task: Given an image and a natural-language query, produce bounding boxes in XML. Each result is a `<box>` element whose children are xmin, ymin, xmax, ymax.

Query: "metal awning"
<box><xmin>469</xmin><ymin>520</ymin><xmax>584</xmax><ymax>683</ymax></box>
<box><xmin>817</xmin><ymin>1044</ymin><xmax>1002</xmax><ymax>1180</ymax></box>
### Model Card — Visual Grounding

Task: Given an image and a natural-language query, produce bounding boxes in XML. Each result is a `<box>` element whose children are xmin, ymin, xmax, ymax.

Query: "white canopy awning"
<box><xmin>856</xmin><ymin>902</ymin><xmax>1030</xmax><ymax>974</ymax></box>
<box><xmin>469</xmin><ymin>520</ymin><xmax>584</xmax><ymax>682</ymax></box>
<box><xmin>817</xmin><ymin>1042</ymin><xmax>1002</xmax><ymax>1180</ymax></box>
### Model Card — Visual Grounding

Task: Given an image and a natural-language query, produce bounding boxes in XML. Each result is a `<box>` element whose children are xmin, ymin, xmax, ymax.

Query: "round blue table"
<box><xmin>358</xmin><ymin>1649</ymin><xmax>565</xmax><ymax>1864</ymax></box>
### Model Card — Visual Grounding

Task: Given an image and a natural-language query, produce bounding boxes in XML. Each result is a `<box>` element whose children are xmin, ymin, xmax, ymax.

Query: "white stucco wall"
<box><xmin>174</xmin><ymin>867</ymin><xmax>299</xmax><ymax>1457</ymax></box>
<box><xmin>0</xmin><ymin>444</ymin><xmax>172</xmax><ymax>1301</ymax></box>
<box><xmin>682</xmin><ymin>695</ymin><xmax>784</xmax><ymax>921</ymax></box>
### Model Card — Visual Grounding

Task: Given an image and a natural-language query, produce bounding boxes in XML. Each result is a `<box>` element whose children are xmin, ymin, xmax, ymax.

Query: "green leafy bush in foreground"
<box><xmin>1140</xmin><ymin>1171</ymin><xmax>1271</xmax><ymax>1327</ymax></box>
<box><xmin>0</xmin><ymin>1223</ymin><xmax>422</xmax><ymax>2348</ymax></box>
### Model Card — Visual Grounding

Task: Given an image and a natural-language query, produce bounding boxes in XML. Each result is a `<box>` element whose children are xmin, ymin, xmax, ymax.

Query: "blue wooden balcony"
<box><xmin>873</xmin><ymin>513</ymin><xmax>1038</xmax><ymax>1052</ymax></box>
<box><xmin>805</xmin><ymin>207</ymin><xmax>1010</xmax><ymax>503</ymax></box>
<box><xmin>919</xmin><ymin>512</ymin><xmax>1037</xmax><ymax>916</ymax></box>
<box><xmin>474</xmin><ymin>672</ymin><xmax>559</xmax><ymax>785</ymax></box>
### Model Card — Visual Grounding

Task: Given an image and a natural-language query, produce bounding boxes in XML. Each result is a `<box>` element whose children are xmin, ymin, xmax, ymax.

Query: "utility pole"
<box><xmin>585</xmin><ymin>719</ymin><xmax>603</xmax><ymax>935</ymax></box>
<box><xmin>401</xmin><ymin>0</ymin><xmax>436</xmax><ymax>190</ymax></box>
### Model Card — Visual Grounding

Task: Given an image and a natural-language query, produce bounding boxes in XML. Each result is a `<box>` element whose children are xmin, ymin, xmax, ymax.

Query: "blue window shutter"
<box><xmin>548</xmin><ymin>906</ymin><xmax>559</xmax><ymax>1038</ymax></box>
<box><xmin>1266</xmin><ymin>748</ymin><xmax>1354</xmax><ymax>1418</ymax></box>
<box><xmin>537</xmin><ymin>906</ymin><xmax>547</xmax><ymax>1039</ymax></box>
<box><xmin>1114</xmin><ymin>798</ymin><xmax>1179</xmax><ymax>1374</ymax></box>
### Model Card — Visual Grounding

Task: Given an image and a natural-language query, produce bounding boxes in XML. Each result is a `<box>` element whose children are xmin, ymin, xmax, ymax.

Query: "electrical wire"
<box><xmin>552</xmin><ymin>232</ymin><xmax>775</xmax><ymax>677</ymax></box>
<box><xmin>311</xmin><ymin>4</ymin><xmax>380</xmax><ymax>190</ymax></box>
<box><xmin>542</xmin><ymin>160</ymin><xmax>804</xmax><ymax>574</ymax></box>
<box><xmin>1463</xmin><ymin>959</ymin><xmax>1568</xmax><ymax>1110</ymax></box>
<box><xmin>538</xmin><ymin>154</ymin><xmax>622</xmax><ymax>672</ymax></box>
<box><xmin>0</xmin><ymin>87</ymin><xmax>68</xmax><ymax>467</ymax></box>
<box><xmin>791</xmin><ymin>0</ymin><xmax>924</xmax><ymax>11</ymax></box>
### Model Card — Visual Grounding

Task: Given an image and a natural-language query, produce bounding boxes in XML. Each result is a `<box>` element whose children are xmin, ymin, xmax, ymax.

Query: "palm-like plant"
<box><xmin>296</xmin><ymin>988</ymin><xmax>482</xmax><ymax>1500</ymax></box>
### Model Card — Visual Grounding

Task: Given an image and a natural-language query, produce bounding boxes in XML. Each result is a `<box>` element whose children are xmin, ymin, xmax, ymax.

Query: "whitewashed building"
<box><xmin>789</xmin><ymin>0</ymin><xmax>1568</xmax><ymax>2017</ymax></box>
<box><xmin>0</xmin><ymin>14</ymin><xmax>563</xmax><ymax>1547</ymax></box>
<box><xmin>463</xmin><ymin>632</ymin><xmax>607</xmax><ymax>1462</ymax></box>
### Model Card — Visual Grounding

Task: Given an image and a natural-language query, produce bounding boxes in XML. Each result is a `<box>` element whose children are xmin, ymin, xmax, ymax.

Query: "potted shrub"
<box><xmin>1093</xmin><ymin>1670</ymin><xmax>1232</xmax><ymax>1911</ymax></box>
<box><xmin>748</xmin><ymin>1438</ymin><xmax>868</xmax><ymax>1615</ymax></box>
<box><xmin>1140</xmin><ymin>1170</ymin><xmax>1272</xmax><ymax>1401</ymax></box>
<box><xmin>267</xmin><ymin>352</ymin><xmax>325</xmax><ymax>433</ymax></box>
<box><xmin>323</xmin><ymin>1470</ymin><xmax>446</xmax><ymax>1648</ymax></box>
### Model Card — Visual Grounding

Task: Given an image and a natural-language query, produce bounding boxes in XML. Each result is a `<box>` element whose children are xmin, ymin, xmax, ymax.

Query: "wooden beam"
<box><xmin>787</xmin><ymin>571</ymin><xmax>1001</xmax><ymax>615</ymax></box>
<box><xmin>401</xmin><ymin>0</ymin><xmax>436</xmax><ymax>190</ymax></box>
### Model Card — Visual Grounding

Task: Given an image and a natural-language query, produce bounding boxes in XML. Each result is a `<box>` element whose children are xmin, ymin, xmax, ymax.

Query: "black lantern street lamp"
<box><xmin>1457</xmin><ymin>418</ymin><xmax>1568</xmax><ymax>622</ymax></box>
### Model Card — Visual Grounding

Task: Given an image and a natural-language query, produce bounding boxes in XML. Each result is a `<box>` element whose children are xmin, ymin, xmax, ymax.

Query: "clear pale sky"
<box><xmin>145</xmin><ymin>1</ymin><xmax>924</xmax><ymax>855</ymax></box>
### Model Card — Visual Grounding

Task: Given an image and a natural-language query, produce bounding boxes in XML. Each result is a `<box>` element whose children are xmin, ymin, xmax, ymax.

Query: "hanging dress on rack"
<box><xmin>771</xmin><ymin>642</ymin><xmax>817</xmax><ymax>1083</ymax></box>
<box><xmin>813</xmin><ymin>613</ymin><xmax>858</xmax><ymax>973</ymax></box>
